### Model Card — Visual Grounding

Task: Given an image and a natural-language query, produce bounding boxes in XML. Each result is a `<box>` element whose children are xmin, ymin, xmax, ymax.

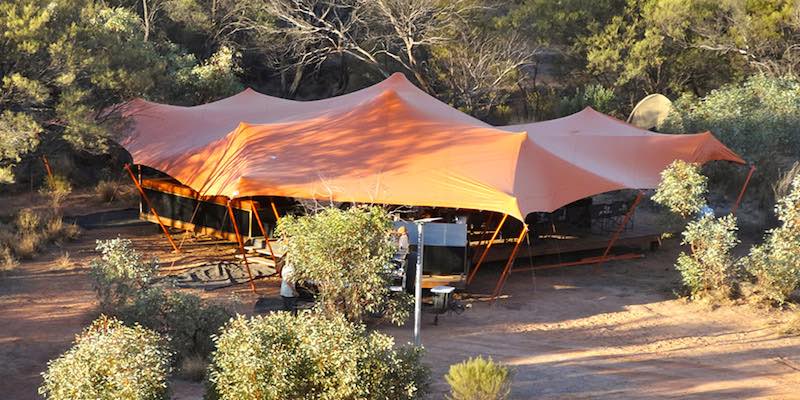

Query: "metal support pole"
<box><xmin>413</xmin><ymin>222</ymin><xmax>425</xmax><ymax>347</ymax></box>
<box><xmin>42</xmin><ymin>155</ymin><xmax>53</xmax><ymax>179</ymax></box>
<box><xmin>601</xmin><ymin>191</ymin><xmax>644</xmax><ymax>260</ymax></box>
<box><xmin>227</xmin><ymin>201</ymin><xmax>257</xmax><ymax>293</ymax></box>
<box><xmin>491</xmin><ymin>225</ymin><xmax>528</xmax><ymax>302</ymax></box>
<box><xmin>467</xmin><ymin>213</ymin><xmax>508</xmax><ymax>285</ymax></box>
<box><xmin>471</xmin><ymin>212</ymin><xmax>496</xmax><ymax>263</ymax></box>
<box><xmin>270</xmin><ymin>199</ymin><xmax>281</xmax><ymax>221</ymax></box>
<box><xmin>124</xmin><ymin>164</ymin><xmax>180</xmax><ymax>253</ymax></box>
<box><xmin>732</xmin><ymin>164</ymin><xmax>756</xmax><ymax>216</ymax></box>
<box><xmin>251</xmin><ymin>202</ymin><xmax>279</xmax><ymax>270</ymax></box>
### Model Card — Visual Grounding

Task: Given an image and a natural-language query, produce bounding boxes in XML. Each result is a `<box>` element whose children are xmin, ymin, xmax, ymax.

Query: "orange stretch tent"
<box><xmin>503</xmin><ymin>107</ymin><xmax>745</xmax><ymax>213</ymax></box>
<box><xmin>120</xmin><ymin>73</ymin><xmax>744</xmax><ymax>222</ymax></box>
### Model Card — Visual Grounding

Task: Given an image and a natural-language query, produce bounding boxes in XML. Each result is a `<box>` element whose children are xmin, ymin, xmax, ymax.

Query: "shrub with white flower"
<box><xmin>39</xmin><ymin>315</ymin><xmax>171</xmax><ymax>400</ymax></box>
<box><xmin>207</xmin><ymin>313</ymin><xmax>429</xmax><ymax>400</ymax></box>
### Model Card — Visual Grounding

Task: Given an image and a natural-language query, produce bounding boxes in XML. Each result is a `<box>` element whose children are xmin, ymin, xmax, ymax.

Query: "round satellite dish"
<box><xmin>628</xmin><ymin>94</ymin><xmax>673</xmax><ymax>130</ymax></box>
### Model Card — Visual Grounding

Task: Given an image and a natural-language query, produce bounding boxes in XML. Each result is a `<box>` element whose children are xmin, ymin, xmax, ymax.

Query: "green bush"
<box><xmin>90</xmin><ymin>238</ymin><xmax>158</xmax><ymax>311</ymax></box>
<box><xmin>652</xmin><ymin>160</ymin><xmax>708</xmax><ymax>218</ymax></box>
<box><xmin>744</xmin><ymin>174</ymin><xmax>800</xmax><ymax>305</ymax></box>
<box><xmin>39</xmin><ymin>315</ymin><xmax>171</xmax><ymax>400</ymax></box>
<box><xmin>40</xmin><ymin>174</ymin><xmax>72</xmax><ymax>209</ymax></box>
<box><xmin>115</xmin><ymin>286</ymin><xmax>233</xmax><ymax>363</ymax></box>
<box><xmin>207</xmin><ymin>313</ymin><xmax>429</xmax><ymax>400</ymax></box>
<box><xmin>445</xmin><ymin>355</ymin><xmax>512</xmax><ymax>400</ymax></box>
<box><xmin>276</xmin><ymin>205</ymin><xmax>412</xmax><ymax>325</ymax></box>
<box><xmin>676</xmin><ymin>214</ymin><xmax>740</xmax><ymax>300</ymax></box>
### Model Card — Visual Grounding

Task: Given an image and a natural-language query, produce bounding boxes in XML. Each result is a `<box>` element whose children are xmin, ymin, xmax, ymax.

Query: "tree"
<box><xmin>0</xmin><ymin>0</ymin><xmax>242</xmax><ymax>184</ymax></box>
<box><xmin>207</xmin><ymin>313</ymin><xmax>429</xmax><ymax>400</ymax></box>
<box><xmin>275</xmin><ymin>205</ymin><xmax>411</xmax><ymax>325</ymax></box>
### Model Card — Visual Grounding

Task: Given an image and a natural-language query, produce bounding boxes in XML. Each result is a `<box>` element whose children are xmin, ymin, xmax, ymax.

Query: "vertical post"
<box><xmin>732</xmin><ymin>164</ymin><xmax>756</xmax><ymax>216</ymax></box>
<box><xmin>467</xmin><ymin>213</ymin><xmax>508</xmax><ymax>285</ymax></box>
<box><xmin>41</xmin><ymin>155</ymin><xmax>53</xmax><ymax>179</ymax></box>
<box><xmin>601</xmin><ymin>191</ymin><xmax>644</xmax><ymax>260</ymax></box>
<box><xmin>491</xmin><ymin>225</ymin><xmax>528</xmax><ymax>302</ymax></box>
<box><xmin>124</xmin><ymin>164</ymin><xmax>180</xmax><ymax>253</ymax></box>
<box><xmin>471</xmin><ymin>212</ymin><xmax>496</xmax><ymax>263</ymax></box>
<box><xmin>227</xmin><ymin>201</ymin><xmax>257</xmax><ymax>293</ymax></box>
<box><xmin>413</xmin><ymin>222</ymin><xmax>425</xmax><ymax>347</ymax></box>
<box><xmin>251</xmin><ymin>202</ymin><xmax>279</xmax><ymax>269</ymax></box>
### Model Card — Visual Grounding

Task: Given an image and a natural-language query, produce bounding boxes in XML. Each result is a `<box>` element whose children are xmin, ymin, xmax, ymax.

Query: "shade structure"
<box><xmin>502</xmin><ymin>107</ymin><xmax>745</xmax><ymax>213</ymax></box>
<box><xmin>120</xmin><ymin>73</ymin><xmax>744</xmax><ymax>223</ymax></box>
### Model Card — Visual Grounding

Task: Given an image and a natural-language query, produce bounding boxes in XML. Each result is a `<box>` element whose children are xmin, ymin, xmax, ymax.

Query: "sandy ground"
<box><xmin>1</xmin><ymin>197</ymin><xmax>799</xmax><ymax>399</ymax></box>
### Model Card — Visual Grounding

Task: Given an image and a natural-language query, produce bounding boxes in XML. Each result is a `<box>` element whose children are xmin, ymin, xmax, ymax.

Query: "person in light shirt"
<box><xmin>280</xmin><ymin>262</ymin><xmax>298</xmax><ymax>315</ymax></box>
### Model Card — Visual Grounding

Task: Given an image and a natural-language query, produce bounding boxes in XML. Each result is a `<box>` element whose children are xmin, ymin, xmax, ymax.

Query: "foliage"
<box><xmin>662</xmin><ymin>74</ymin><xmax>800</xmax><ymax>205</ymax></box>
<box><xmin>558</xmin><ymin>84</ymin><xmax>617</xmax><ymax>116</ymax></box>
<box><xmin>276</xmin><ymin>205</ymin><xmax>411</xmax><ymax>325</ymax></box>
<box><xmin>652</xmin><ymin>160</ymin><xmax>708</xmax><ymax>218</ymax></box>
<box><xmin>207</xmin><ymin>312</ymin><xmax>429</xmax><ymax>400</ymax></box>
<box><xmin>676</xmin><ymin>214</ymin><xmax>740</xmax><ymax>299</ymax></box>
<box><xmin>39</xmin><ymin>315</ymin><xmax>171</xmax><ymax>400</ymax></box>
<box><xmin>114</xmin><ymin>286</ymin><xmax>233</xmax><ymax>362</ymax></box>
<box><xmin>40</xmin><ymin>174</ymin><xmax>72</xmax><ymax>208</ymax></box>
<box><xmin>90</xmin><ymin>238</ymin><xmax>159</xmax><ymax>310</ymax></box>
<box><xmin>744</xmin><ymin>174</ymin><xmax>800</xmax><ymax>305</ymax></box>
<box><xmin>0</xmin><ymin>0</ymin><xmax>242</xmax><ymax>183</ymax></box>
<box><xmin>445</xmin><ymin>355</ymin><xmax>512</xmax><ymax>400</ymax></box>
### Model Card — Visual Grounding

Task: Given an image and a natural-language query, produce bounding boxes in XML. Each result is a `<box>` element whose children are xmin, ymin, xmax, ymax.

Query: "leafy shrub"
<box><xmin>90</xmin><ymin>238</ymin><xmax>158</xmax><ymax>310</ymax></box>
<box><xmin>652</xmin><ymin>160</ymin><xmax>708</xmax><ymax>218</ymax></box>
<box><xmin>661</xmin><ymin>75</ymin><xmax>800</xmax><ymax>207</ymax></box>
<box><xmin>744</xmin><ymin>174</ymin><xmax>800</xmax><ymax>305</ymax></box>
<box><xmin>15</xmin><ymin>208</ymin><xmax>41</xmax><ymax>233</ymax></box>
<box><xmin>276</xmin><ymin>205</ymin><xmax>412</xmax><ymax>325</ymax></box>
<box><xmin>207</xmin><ymin>313</ymin><xmax>429</xmax><ymax>400</ymax></box>
<box><xmin>40</xmin><ymin>174</ymin><xmax>72</xmax><ymax>209</ymax></box>
<box><xmin>676</xmin><ymin>214</ymin><xmax>740</xmax><ymax>300</ymax></box>
<box><xmin>445</xmin><ymin>355</ymin><xmax>512</xmax><ymax>400</ymax></box>
<box><xmin>559</xmin><ymin>84</ymin><xmax>617</xmax><ymax>116</ymax></box>
<box><xmin>115</xmin><ymin>286</ymin><xmax>233</xmax><ymax>363</ymax></box>
<box><xmin>38</xmin><ymin>315</ymin><xmax>171</xmax><ymax>400</ymax></box>
<box><xmin>0</xmin><ymin>245</ymin><xmax>19</xmax><ymax>274</ymax></box>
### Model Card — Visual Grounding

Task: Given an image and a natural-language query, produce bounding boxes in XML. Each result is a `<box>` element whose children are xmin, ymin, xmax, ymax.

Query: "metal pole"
<box><xmin>467</xmin><ymin>213</ymin><xmax>508</xmax><ymax>285</ymax></box>
<box><xmin>413</xmin><ymin>222</ymin><xmax>424</xmax><ymax>347</ymax></box>
<box><xmin>124</xmin><ymin>164</ymin><xmax>180</xmax><ymax>253</ymax></box>
<box><xmin>227</xmin><ymin>201</ymin><xmax>257</xmax><ymax>294</ymax></box>
<box><xmin>731</xmin><ymin>164</ymin><xmax>756</xmax><ymax>216</ymax></box>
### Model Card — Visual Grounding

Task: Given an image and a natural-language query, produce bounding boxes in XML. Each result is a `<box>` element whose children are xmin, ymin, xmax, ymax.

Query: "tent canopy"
<box><xmin>121</xmin><ymin>73</ymin><xmax>744</xmax><ymax>222</ymax></box>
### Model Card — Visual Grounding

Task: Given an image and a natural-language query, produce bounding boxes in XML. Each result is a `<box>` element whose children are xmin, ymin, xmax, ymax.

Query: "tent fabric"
<box><xmin>120</xmin><ymin>73</ymin><xmax>744</xmax><ymax>222</ymax></box>
<box><xmin>502</xmin><ymin>107</ymin><xmax>745</xmax><ymax>212</ymax></box>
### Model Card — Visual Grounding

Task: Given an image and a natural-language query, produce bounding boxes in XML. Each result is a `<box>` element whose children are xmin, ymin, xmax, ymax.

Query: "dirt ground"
<box><xmin>1</xmin><ymin>194</ymin><xmax>800</xmax><ymax>399</ymax></box>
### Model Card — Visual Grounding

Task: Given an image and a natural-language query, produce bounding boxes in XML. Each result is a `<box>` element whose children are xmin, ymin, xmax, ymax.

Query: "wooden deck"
<box><xmin>472</xmin><ymin>227</ymin><xmax>661</xmax><ymax>264</ymax></box>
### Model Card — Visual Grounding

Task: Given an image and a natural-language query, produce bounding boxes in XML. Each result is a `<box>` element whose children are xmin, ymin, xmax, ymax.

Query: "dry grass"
<box><xmin>15</xmin><ymin>208</ymin><xmax>41</xmax><ymax>233</ymax></box>
<box><xmin>95</xmin><ymin>180</ymin><xmax>135</xmax><ymax>203</ymax></box>
<box><xmin>177</xmin><ymin>354</ymin><xmax>208</xmax><ymax>382</ymax></box>
<box><xmin>14</xmin><ymin>233</ymin><xmax>42</xmax><ymax>260</ymax></box>
<box><xmin>54</xmin><ymin>252</ymin><xmax>72</xmax><ymax>269</ymax></box>
<box><xmin>0</xmin><ymin>246</ymin><xmax>19</xmax><ymax>274</ymax></box>
<box><xmin>779</xmin><ymin>312</ymin><xmax>800</xmax><ymax>336</ymax></box>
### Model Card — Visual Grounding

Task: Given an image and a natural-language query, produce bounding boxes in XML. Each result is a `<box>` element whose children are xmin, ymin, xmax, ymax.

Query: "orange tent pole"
<box><xmin>251</xmin><ymin>202</ymin><xmax>279</xmax><ymax>270</ymax></box>
<box><xmin>270</xmin><ymin>198</ymin><xmax>281</xmax><ymax>220</ymax></box>
<box><xmin>491</xmin><ymin>225</ymin><xmax>528</xmax><ymax>302</ymax></box>
<box><xmin>731</xmin><ymin>164</ymin><xmax>756</xmax><ymax>216</ymax></box>
<box><xmin>471</xmin><ymin>212</ymin><xmax>496</xmax><ymax>264</ymax></box>
<box><xmin>124</xmin><ymin>164</ymin><xmax>180</xmax><ymax>253</ymax></box>
<box><xmin>227</xmin><ymin>201</ymin><xmax>257</xmax><ymax>293</ymax></box>
<box><xmin>467</xmin><ymin>213</ymin><xmax>508</xmax><ymax>285</ymax></box>
<box><xmin>601</xmin><ymin>191</ymin><xmax>643</xmax><ymax>260</ymax></box>
<box><xmin>41</xmin><ymin>156</ymin><xmax>53</xmax><ymax>179</ymax></box>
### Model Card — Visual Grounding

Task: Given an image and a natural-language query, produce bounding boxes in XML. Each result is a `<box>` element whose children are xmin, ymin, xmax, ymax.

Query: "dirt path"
<box><xmin>2</xmin><ymin>221</ymin><xmax>799</xmax><ymax>399</ymax></box>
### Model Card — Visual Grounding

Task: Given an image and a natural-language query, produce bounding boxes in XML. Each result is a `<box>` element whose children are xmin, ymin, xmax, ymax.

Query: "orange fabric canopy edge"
<box><xmin>120</xmin><ymin>73</ymin><xmax>744</xmax><ymax>222</ymax></box>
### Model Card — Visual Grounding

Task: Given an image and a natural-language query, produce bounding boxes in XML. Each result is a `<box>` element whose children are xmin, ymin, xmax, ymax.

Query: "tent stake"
<box><xmin>601</xmin><ymin>191</ymin><xmax>644</xmax><ymax>260</ymax></box>
<box><xmin>227</xmin><ymin>201</ymin><xmax>257</xmax><ymax>294</ymax></box>
<box><xmin>251</xmin><ymin>202</ymin><xmax>280</xmax><ymax>272</ymax></box>
<box><xmin>467</xmin><ymin>213</ymin><xmax>508</xmax><ymax>285</ymax></box>
<box><xmin>124</xmin><ymin>164</ymin><xmax>180</xmax><ymax>253</ymax></box>
<box><xmin>731</xmin><ymin>164</ymin><xmax>756</xmax><ymax>216</ymax></box>
<box><xmin>491</xmin><ymin>225</ymin><xmax>528</xmax><ymax>302</ymax></box>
